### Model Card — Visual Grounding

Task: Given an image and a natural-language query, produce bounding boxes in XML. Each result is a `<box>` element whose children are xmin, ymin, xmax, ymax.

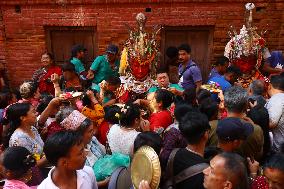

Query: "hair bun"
<box><xmin>23</xmin><ymin>154</ymin><xmax>36</xmax><ymax>167</ymax></box>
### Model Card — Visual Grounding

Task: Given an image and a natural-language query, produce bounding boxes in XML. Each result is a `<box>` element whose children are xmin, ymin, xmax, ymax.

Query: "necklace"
<box><xmin>186</xmin><ymin>146</ymin><xmax>202</xmax><ymax>157</ymax></box>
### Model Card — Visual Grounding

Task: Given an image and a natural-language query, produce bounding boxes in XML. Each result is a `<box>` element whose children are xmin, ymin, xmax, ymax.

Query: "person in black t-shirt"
<box><xmin>173</xmin><ymin>111</ymin><xmax>211</xmax><ymax>189</ymax></box>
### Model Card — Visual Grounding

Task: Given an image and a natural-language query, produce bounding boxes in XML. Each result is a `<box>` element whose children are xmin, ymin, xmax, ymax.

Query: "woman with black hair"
<box><xmin>5</xmin><ymin>103</ymin><xmax>44</xmax><ymax>159</ymax></box>
<box><xmin>2</xmin><ymin>146</ymin><xmax>36</xmax><ymax>189</ymax></box>
<box><xmin>32</xmin><ymin>52</ymin><xmax>62</xmax><ymax>95</ymax></box>
<box><xmin>97</xmin><ymin>105</ymin><xmax>121</xmax><ymax>146</ymax></box>
<box><xmin>4</xmin><ymin>103</ymin><xmax>45</xmax><ymax>186</ymax></box>
<box><xmin>149</xmin><ymin>89</ymin><xmax>174</xmax><ymax>134</ymax></box>
<box><xmin>107</xmin><ymin>103</ymin><xmax>141</xmax><ymax>155</ymax></box>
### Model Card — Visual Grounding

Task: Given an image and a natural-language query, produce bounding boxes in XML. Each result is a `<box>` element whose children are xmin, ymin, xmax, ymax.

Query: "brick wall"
<box><xmin>0</xmin><ymin>0</ymin><xmax>283</xmax><ymax>87</ymax></box>
<box><xmin>0</xmin><ymin>9</ymin><xmax>6</xmax><ymax>65</ymax></box>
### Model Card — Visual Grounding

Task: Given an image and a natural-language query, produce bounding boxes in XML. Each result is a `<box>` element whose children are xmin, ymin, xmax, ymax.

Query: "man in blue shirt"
<box><xmin>208</xmin><ymin>56</ymin><xmax>229</xmax><ymax>80</ymax></box>
<box><xmin>263</xmin><ymin>50</ymin><xmax>284</xmax><ymax>76</ymax></box>
<box><xmin>178</xmin><ymin>44</ymin><xmax>202</xmax><ymax>92</ymax></box>
<box><xmin>208</xmin><ymin>66</ymin><xmax>241</xmax><ymax>92</ymax></box>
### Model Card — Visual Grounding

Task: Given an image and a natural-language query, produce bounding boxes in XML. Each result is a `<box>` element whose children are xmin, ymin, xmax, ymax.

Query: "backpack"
<box><xmin>108</xmin><ymin>166</ymin><xmax>126</xmax><ymax>189</ymax></box>
<box><xmin>161</xmin><ymin>148</ymin><xmax>208</xmax><ymax>189</ymax></box>
<box><xmin>178</xmin><ymin>63</ymin><xmax>197</xmax><ymax>79</ymax></box>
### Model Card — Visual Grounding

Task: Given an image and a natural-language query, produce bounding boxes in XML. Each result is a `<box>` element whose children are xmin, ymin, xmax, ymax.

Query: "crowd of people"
<box><xmin>0</xmin><ymin>42</ymin><xmax>283</xmax><ymax>189</ymax></box>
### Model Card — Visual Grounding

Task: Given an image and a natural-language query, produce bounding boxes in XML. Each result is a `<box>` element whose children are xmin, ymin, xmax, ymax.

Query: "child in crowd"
<box><xmin>81</xmin><ymin>90</ymin><xmax>105</xmax><ymax>127</ymax></box>
<box><xmin>2</xmin><ymin>146</ymin><xmax>37</xmax><ymax>189</ymax></box>
<box><xmin>94</xmin><ymin>76</ymin><xmax>129</xmax><ymax>107</ymax></box>
<box><xmin>38</xmin><ymin>131</ymin><xmax>98</xmax><ymax>189</ymax></box>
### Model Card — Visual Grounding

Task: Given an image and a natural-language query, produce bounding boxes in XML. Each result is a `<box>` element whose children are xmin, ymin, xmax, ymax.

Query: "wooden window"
<box><xmin>161</xmin><ymin>26</ymin><xmax>214</xmax><ymax>82</ymax></box>
<box><xmin>45</xmin><ymin>26</ymin><xmax>97</xmax><ymax>66</ymax></box>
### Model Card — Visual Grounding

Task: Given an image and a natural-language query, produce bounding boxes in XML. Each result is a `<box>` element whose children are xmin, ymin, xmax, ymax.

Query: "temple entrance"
<box><xmin>161</xmin><ymin>26</ymin><xmax>214</xmax><ymax>81</ymax></box>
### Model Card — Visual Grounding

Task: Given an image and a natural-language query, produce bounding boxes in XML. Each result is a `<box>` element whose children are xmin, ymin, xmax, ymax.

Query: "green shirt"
<box><xmin>90</xmin><ymin>55</ymin><xmax>120</xmax><ymax>84</ymax></box>
<box><xmin>148</xmin><ymin>83</ymin><xmax>184</xmax><ymax>93</ymax></box>
<box><xmin>70</xmin><ymin>57</ymin><xmax>85</xmax><ymax>74</ymax></box>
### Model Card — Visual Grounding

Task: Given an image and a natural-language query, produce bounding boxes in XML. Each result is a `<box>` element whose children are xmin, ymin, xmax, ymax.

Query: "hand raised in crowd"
<box><xmin>86</xmin><ymin>90</ymin><xmax>99</xmax><ymax>104</ymax></box>
<box><xmin>218</xmin><ymin>90</ymin><xmax>225</xmax><ymax>109</ymax></box>
<box><xmin>38</xmin><ymin>97</ymin><xmax>63</xmax><ymax>126</ymax></box>
<box><xmin>86</xmin><ymin>89</ymin><xmax>95</xmax><ymax>99</ymax></box>
<box><xmin>100</xmin><ymin>80</ymin><xmax>107</xmax><ymax>91</ymax></box>
<box><xmin>49</xmin><ymin>96</ymin><xmax>63</xmax><ymax>107</ymax></box>
<box><xmin>249</xmin><ymin>100</ymin><xmax>258</xmax><ymax>109</ymax></box>
<box><xmin>51</xmin><ymin>73</ymin><xmax>60</xmax><ymax>84</ymax></box>
<box><xmin>169</xmin><ymin>87</ymin><xmax>178</xmax><ymax>95</ymax></box>
<box><xmin>169</xmin><ymin>87</ymin><xmax>183</xmax><ymax>96</ymax></box>
<box><xmin>247</xmin><ymin>157</ymin><xmax>259</xmax><ymax>178</ymax></box>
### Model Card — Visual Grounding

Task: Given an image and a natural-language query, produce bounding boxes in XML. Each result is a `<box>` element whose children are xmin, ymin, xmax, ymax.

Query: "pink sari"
<box><xmin>3</xmin><ymin>180</ymin><xmax>37</xmax><ymax>189</ymax></box>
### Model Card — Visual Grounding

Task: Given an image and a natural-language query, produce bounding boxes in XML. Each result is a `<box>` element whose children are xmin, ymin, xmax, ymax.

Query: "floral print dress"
<box><xmin>9</xmin><ymin>126</ymin><xmax>44</xmax><ymax>186</ymax></box>
<box><xmin>9</xmin><ymin>126</ymin><xmax>44</xmax><ymax>158</ymax></box>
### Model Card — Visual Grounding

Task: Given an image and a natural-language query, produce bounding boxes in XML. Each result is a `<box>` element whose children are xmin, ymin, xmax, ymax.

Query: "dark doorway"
<box><xmin>45</xmin><ymin>26</ymin><xmax>97</xmax><ymax>67</ymax></box>
<box><xmin>161</xmin><ymin>26</ymin><xmax>214</xmax><ymax>81</ymax></box>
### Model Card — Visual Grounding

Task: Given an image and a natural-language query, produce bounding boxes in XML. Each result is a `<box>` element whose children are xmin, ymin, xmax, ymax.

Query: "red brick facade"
<box><xmin>0</xmin><ymin>0</ymin><xmax>283</xmax><ymax>87</ymax></box>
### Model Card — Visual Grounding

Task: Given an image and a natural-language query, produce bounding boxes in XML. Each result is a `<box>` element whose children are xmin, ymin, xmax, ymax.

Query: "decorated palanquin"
<box><xmin>224</xmin><ymin>3</ymin><xmax>269</xmax><ymax>88</ymax></box>
<box><xmin>119</xmin><ymin>13</ymin><xmax>161</xmax><ymax>99</ymax></box>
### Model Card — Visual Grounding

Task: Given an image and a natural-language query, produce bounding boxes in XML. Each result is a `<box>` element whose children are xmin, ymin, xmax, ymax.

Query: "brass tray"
<box><xmin>131</xmin><ymin>146</ymin><xmax>161</xmax><ymax>189</ymax></box>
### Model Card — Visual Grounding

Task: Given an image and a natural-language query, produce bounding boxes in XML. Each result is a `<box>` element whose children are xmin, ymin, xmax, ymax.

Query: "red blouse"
<box><xmin>149</xmin><ymin>110</ymin><xmax>173</xmax><ymax>133</ymax></box>
<box><xmin>38</xmin><ymin>66</ymin><xmax>62</xmax><ymax>95</ymax></box>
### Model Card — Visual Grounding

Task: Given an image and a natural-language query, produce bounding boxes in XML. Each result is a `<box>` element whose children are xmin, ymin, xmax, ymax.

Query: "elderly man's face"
<box><xmin>203</xmin><ymin>156</ymin><xmax>231</xmax><ymax>189</ymax></box>
<box><xmin>264</xmin><ymin>168</ymin><xmax>284</xmax><ymax>189</ymax></box>
<box><xmin>157</xmin><ymin>73</ymin><xmax>170</xmax><ymax>88</ymax></box>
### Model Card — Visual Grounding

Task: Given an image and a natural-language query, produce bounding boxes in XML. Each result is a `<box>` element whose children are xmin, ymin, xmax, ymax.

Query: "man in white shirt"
<box><xmin>265</xmin><ymin>74</ymin><xmax>284</xmax><ymax>152</ymax></box>
<box><xmin>38</xmin><ymin>131</ymin><xmax>98</xmax><ymax>189</ymax></box>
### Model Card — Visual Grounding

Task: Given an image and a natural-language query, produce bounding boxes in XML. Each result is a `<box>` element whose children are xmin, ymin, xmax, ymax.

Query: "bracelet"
<box><xmin>54</xmin><ymin>84</ymin><xmax>60</xmax><ymax>88</ymax></box>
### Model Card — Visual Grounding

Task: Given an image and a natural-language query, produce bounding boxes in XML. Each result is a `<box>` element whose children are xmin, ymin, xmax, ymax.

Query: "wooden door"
<box><xmin>45</xmin><ymin>27</ymin><xmax>97</xmax><ymax>67</ymax></box>
<box><xmin>161</xmin><ymin>27</ymin><xmax>213</xmax><ymax>82</ymax></box>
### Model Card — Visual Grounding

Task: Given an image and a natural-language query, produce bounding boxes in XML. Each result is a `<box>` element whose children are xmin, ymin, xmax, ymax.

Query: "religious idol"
<box><xmin>119</xmin><ymin>13</ymin><xmax>161</xmax><ymax>96</ymax></box>
<box><xmin>224</xmin><ymin>3</ymin><xmax>269</xmax><ymax>88</ymax></box>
